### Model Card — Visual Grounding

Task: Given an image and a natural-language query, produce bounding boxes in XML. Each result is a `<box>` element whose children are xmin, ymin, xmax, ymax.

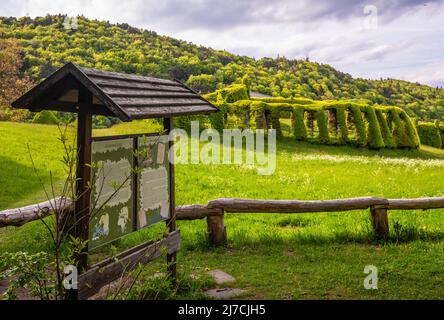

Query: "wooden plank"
<box><xmin>113</xmin><ymin>97</ymin><xmax>207</xmax><ymax>107</ymax></box>
<box><xmin>105</xmin><ymin>89</ymin><xmax>199</xmax><ymax>98</ymax></box>
<box><xmin>176</xmin><ymin>205</ymin><xmax>224</xmax><ymax>220</ymax></box>
<box><xmin>80</xmin><ymin>67</ymin><xmax>178</xmax><ymax>86</ymax></box>
<box><xmin>207</xmin><ymin>197</ymin><xmax>389</xmax><ymax>213</ymax></box>
<box><xmin>124</xmin><ymin>105</ymin><xmax>217</xmax><ymax>119</ymax></box>
<box><xmin>91</xmin><ymin>77</ymin><xmax>188</xmax><ymax>92</ymax></box>
<box><xmin>78</xmin><ymin>230</ymin><xmax>180</xmax><ymax>300</ymax></box>
<box><xmin>388</xmin><ymin>197</ymin><xmax>444</xmax><ymax>210</ymax></box>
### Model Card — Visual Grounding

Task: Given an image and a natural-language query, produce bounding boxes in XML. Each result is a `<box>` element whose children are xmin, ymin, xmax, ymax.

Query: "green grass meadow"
<box><xmin>1</xmin><ymin>121</ymin><xmax>444</xmax><ymax>299</ymax></box>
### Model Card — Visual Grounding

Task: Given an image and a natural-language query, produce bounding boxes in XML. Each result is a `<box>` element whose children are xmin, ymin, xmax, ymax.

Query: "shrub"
<box><xmin>417</xmin><ymin>122</ymin><xmax>442</xmax><ymax>148</ymax></box>
<box><xmin>93</xmin><ymin>115</ymin><xmax>112</xmax><ymax>129</ymax></box>
<box><xmin>208</xmin><ymin>101</ymin><xmax>226</xmax><ymax>133</ymax></box>
<box><xmin>32</xmin><ymin>110</ymin><xmax>60</xmax><ymax>125</ymax></box>
<box><xmin>388</xmin><ymin>109</ymin><xmax>416</xmax><ymax>148</ymax></box>
<box><xmin>218</xmin><ymin>84</ymin><xmax>249</xmax><ymax>103</ymax></box>
<box><xmin>292</xmin><ymin>108</ymin><xmax>307</xmax><ymax>140</ymax></box>
<box><xmin>375</xmin><ymin>109</ymin><xmax>396</xmax><ymax>148</ymax></box>
<box><xmin>348</xmin><ymin>104</ymin><xmax>367</xmax><ymax>146</ymax></box>
<box><xmin>269</xmin><ymin>108</ymin><xmax>283</xmax><ymax>139</ymax></box>
<box><xmin>335</xmin><ymin>107</ymin><xmax>349</xmax><ymax>144</ymax></box>
<box><xmin>400</xmin><ymin>111</ymin><xmax>420</xmax><ymax>149</ymax></box>
<box><xmin>186</xmin><ymin>74</ymin><xmax>218</xmax><ymax>94</ymax></box>
<box><xmin>315</xmin><ymin>109</ymin><xmax>330</xmax><ymax>144</ymax></box>
<box><xmin>362</xmin><ymin>106</ymin><xmax>385</xmax><ymax>149</ymax></box>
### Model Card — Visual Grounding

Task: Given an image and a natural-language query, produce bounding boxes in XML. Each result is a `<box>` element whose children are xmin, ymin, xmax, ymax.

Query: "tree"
<box><xmin>0</xmin><ymin>39</ymin><xmax>34</xmax><ymax>121</ymax></box>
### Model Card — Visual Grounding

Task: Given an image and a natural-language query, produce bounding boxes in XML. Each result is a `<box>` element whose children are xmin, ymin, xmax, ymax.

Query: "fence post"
<box><xmin>370</xmin><ymin>204</ymin><xmax>389</xmax><ymax>239</ymax></box>
<box><xmin>207</xmin><ymin>214</ymin><xmax>227</xmax><ymax>246</ymax></box>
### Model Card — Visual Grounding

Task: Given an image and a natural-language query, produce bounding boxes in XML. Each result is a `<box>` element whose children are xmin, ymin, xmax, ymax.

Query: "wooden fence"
<box><xmin>2</xmin><ymin>196</ymin><xmax>444</xmax><ymax>246</ymax></box>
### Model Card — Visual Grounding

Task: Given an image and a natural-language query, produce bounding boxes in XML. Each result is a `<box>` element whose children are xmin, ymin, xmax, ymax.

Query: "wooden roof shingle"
<box><xmin>12</xmin><ymin>62</ymin><xmax>218</xmax><ymax>120</ymax></box>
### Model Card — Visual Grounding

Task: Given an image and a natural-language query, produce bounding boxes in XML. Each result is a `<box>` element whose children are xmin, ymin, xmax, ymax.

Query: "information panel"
<box><xmin>137</xmin><ymin>135</ymin><xmax>170</xmax><ymax>229</ymax></box>
<box><xmin>88</xmin><ymin>134</ymin><xmax>171</xmax><ymax>249</ymax></box>
<box><xmin>89</xmin><ymin>138</ymin><xmax>134</xmax><ymax>249</ymax></box>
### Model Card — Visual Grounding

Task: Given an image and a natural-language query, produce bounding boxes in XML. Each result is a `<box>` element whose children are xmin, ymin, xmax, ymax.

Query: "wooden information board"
<box><xmin>89</xmin><ymin>134</ymin><xmax>170</xmax><ymax>249</ymax></box>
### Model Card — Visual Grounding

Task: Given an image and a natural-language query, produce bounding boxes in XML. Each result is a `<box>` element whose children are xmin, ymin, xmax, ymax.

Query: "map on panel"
<box><xmin>89</xmin><ymin>138</ymin><xmax>134</xmax><ymax>249</ymax></box>
<box><xmin>137</xmin><ymin>135</ymin><xmax>170</xmax><ymax>230</ymax></box>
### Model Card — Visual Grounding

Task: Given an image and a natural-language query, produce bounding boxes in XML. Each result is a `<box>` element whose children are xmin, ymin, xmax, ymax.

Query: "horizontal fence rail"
<box><xmin>1</xmin><ymin>196</ymin><xmax>444</xmax><ymax>245</ymax></box>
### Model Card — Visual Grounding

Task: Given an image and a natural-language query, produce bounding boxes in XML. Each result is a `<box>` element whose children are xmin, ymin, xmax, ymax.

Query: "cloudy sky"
<box><xmin>1</xmin><ymin>0</ymin><xmax>443</xmax><ymax>87</ymax></box>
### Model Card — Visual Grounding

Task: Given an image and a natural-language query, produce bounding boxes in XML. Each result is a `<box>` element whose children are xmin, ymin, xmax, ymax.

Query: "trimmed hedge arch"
<box><xmin>200</xmin><ymin>84</ymin><xmax>421</xmax><ymax>150</ymax></box>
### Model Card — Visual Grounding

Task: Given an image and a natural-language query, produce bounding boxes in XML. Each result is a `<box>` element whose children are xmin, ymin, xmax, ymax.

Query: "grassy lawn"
<box><xmin>1</xmin><ymin>121</ymin><xmax>444</xmax><ymax>299</ymax></box>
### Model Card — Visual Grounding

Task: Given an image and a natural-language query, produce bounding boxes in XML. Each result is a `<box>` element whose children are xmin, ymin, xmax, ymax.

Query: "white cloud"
<box><xmin>0</xmin><ymin>0</ymin><xmax>443</xmax><ymax>86</ymax></box>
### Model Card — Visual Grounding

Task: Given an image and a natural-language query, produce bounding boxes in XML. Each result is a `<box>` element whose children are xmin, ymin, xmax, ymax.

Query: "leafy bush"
<box><xmin>348</xmin><ymin>105</ymin><xmax>367</xmax><ymax>146</ymax></box>
<box><xmin>292</xmin><ymin>108</ymin><xmax>307</xmax><ymax>140</ymax></box>
<box><xmin>417</xmin><ymin>122</ymin><xmax>442</xmax><ymax>148</ymax></box>
<box><xmin>335</xmin><ymin>107</ymin><xmax>349</xmax><ymax>144</ymax></box>
<box><xmin>400</xmin><ymin>111</ymin><xmax>420</xmax><ymax>149</ymax></box>
<box><xmin>375</xmin><ymin>109</ymin><xmax>396</xmax><ymax>148</ymax></box>
<box><xmin>315</xmin><ymin>110</ymin><xmax>330</xmax><ymax>144</ymax></box>
<box><xmin>218</xmin><ymin>84</ymin><xmax>249</xmax><ymax>103</ymax></box>
<box><xmin>389</xmin><ymin>109</ymin><xmax>419</xmax><ymax>148</ymax></box>
<box><xmin>32</xmin><ymin>110</ymin><xmax>60</xmax><ymax>125</ymax></box>
<box><xmin>186</xmin><ymin>74</ymin><xmax>218</xmax><ymax>94</ymax></box>
<box><xmin>362</xmin><ymin>106</ymin><xmax>385</xmax><ymax>149</ymax></box>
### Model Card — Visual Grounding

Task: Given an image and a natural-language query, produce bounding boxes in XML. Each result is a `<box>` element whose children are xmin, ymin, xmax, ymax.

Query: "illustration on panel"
<box><xmin>89</xmin><ymin>138</ymin><xmax>134</xmax><ymax>249</ymax></box>
<box><xmin>137</xmin><ymin>135</ymin><xmax>170</xmax><ymax>229</ymax></box>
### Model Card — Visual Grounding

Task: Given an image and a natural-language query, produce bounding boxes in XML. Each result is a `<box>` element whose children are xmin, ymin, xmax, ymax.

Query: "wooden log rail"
<box><xmin>2</xmin><ymin>196</ymin><xmax>444</xmax><ymax>245</ymax></box>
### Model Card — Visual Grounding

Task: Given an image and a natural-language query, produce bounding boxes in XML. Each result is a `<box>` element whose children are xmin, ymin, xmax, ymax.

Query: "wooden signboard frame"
<box><xmin>11</xmin><ymin>63</ymin><xmax>218</xmax><ymax>300</ymax></box>
<box><xmin>73</xmin><ymin>115</ymin><xmax>177</xmax><ymax>299</ymax></box>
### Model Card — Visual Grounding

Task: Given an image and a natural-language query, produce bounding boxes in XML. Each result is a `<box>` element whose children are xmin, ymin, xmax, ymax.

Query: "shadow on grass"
<box><xmin>180</xmin><ymin>225</ymin><xmax>444</xmax><ymax>252</ymax></box>
<box><xmin>276</xmin><ymin>137</ymin><xmax>444</xmax><ymax>160</ymax></box>
<box><xmin>0</xmin><ymin>155</ymin><xmax>60</xmax><ymax>210</ymax></box>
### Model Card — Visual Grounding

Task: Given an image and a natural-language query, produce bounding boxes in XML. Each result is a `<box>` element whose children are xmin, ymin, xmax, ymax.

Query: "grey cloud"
<box><xmin>132</xmin><ymin>0</ymin><xmax>444</xmax><ymax>31</ymax></box>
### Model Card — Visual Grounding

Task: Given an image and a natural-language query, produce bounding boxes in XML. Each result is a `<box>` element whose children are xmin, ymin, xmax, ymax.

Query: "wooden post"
<box><xmin>164</xmin><ymin>117</ymin><xmax>177</xmax><ymax>280</ymax></box>
<box><xmin>74</xmin><ymin>88</ymin><xmax>93</xmax><ymax>272</ymax></box>
<box><xmin>207</xmin><ymin>214</ymin><xmax>227</xmax><ymax>246</ymax></box>
<box><xmin>67</xmin><ymin>87</ymin><xmax>93</xmax><ymax>300</ymax></box>
<box><xmin>370</xmin><ymin>205</ymin><xmax>389</xmax><ymax>239</ymax></box>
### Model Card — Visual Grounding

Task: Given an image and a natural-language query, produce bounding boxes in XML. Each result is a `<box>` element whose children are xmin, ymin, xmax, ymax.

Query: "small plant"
<box><xmin>0</xmin><ymin>251</ymin><xmax>52</xmax><ymax>300</ymax></box>
<box><xmin>117</xmin><ymin>270</ymin><xmax>212</xmax><ymax>300</ymax></box>
<box><xmin>391</xmin><ymin>219</ymin><xmax>419</xmax><ymax>243</ymax></box>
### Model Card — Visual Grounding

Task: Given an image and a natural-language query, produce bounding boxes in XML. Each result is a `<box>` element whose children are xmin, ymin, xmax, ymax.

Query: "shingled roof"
<box><xmin>12</xmin><ymin>62</ymin><xmax>218</xmax><ymax>120</ymax></box>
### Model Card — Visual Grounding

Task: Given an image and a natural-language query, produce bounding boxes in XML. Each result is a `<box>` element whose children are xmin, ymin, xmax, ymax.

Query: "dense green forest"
<box><xmin>1</xmin><ymin>14</ymin><xmax>444</xmax><ymax>121</ymax></box>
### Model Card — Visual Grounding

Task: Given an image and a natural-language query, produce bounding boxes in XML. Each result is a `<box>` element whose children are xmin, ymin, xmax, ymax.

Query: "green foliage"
<box><xmin>315</xmin><ymin>110</ymin><xmax>330</xmax><ymax>144</ymax></box>
<box><xmin>186</xmin><ymin>74</ymin><xmax>218</xmax><ymax>94</ymax></box>
<box><xmin>292</xmin><ymin>108</ymin><xmax>307</xmax><ymax>140</ymax></box>
<box><xmin>348</xmin><ymin>105</ymin><xmax>367</xmax><ymax>146</ymax></box>
<box><xmin>1</xmin><ymin>15</ymin><xmax>444</xmax><ymax>122</ymax></box>
<box><xmin>400</xmin><ymin>111</ymin><xmax>420</xmax><ymax>149</ymax></box>
<box><xmin>375</xmin><ymin>109</ymin><xmax>396</xmax><ymax>148</ymax></box>
<box><xmin>122</xmin><ymin>271</ymin><xmax>211</xmax><ymax>300</ymax></box>
<box><xmin>32</xmin><ymin>110</ymin><xmax>60</xmax><ymax>125</ymax></box>
<box><xmin>362</xmin><ymin>106</ymin><xmax>385</xmax><ymax>149</ymax></box>
<box><xmin>218</xmin><ymin>84</ymin><xmax>249</xmax><ymax>103</ymax></box>
<box><xmin>335</xmin><ymin>107</ymin><xmax>349</xmax><ymax>144</ymax></box>
<box><xmin>417</xmin><ymin>122</ymin><xmax>442</xmax><ymax>148</ymax></box>
<box><xmin>389</xmin><ymin>109</ymin><xmax>412</xmax><ymax>148</ymax></box>
<box><xmin>0</xmin><ymin>251</ymin><xmax>52</xmax><ymax>300</ymax></box>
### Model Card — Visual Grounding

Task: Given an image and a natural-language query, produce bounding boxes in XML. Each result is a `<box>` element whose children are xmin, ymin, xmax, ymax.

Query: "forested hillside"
<box><xmin>1</xmin><ymin>14</ymin><xmax>444</xmax><ymax>121</ymax></box>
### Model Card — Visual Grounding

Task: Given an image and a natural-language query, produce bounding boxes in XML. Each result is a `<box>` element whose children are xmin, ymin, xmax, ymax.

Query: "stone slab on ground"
<box><xmin>204</xmin><ymin>288</ymin><xmax>246</xmax><ymax>299</ymax></box>
<box><xmin>208</xmin><ymin>269</ymin><xmax>236</xmax><ymax>284</ymax></box>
